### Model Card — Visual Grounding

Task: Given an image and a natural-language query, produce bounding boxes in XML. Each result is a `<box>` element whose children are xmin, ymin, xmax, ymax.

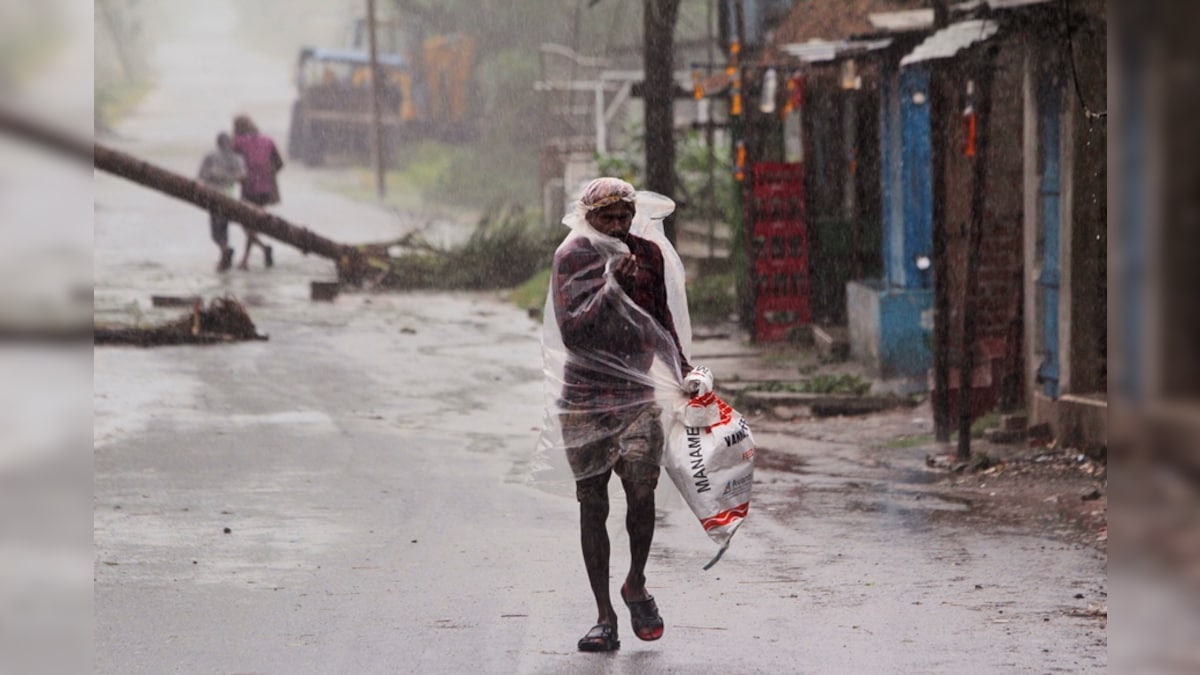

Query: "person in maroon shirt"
<box><xmin>551</xmin><ymin>177</ymin><xmax>692</xmax><ymax>652</ymax></box>
<box><xmin>231</xmin><ymin>114</ymin><xmax>281</xmax><ymax>269</ymax></box>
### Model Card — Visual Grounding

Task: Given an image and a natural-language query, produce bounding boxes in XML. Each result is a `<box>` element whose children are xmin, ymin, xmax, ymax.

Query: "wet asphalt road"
<box><xmin>93</xmin><ymin>2</ymin><xmax>1106</xmax><ymax>672</ymax></box>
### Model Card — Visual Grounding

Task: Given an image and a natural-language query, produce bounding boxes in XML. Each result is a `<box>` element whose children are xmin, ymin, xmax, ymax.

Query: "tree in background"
<box><xmin>641</xmin><ymin>0</ymin><xmax>682</xmax><ymax>243</ymax></box>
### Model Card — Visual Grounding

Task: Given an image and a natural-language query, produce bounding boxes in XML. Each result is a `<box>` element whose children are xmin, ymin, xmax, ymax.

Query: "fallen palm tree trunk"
<box><xmin>94</xmin><ymin>296</ymin><xmax>268</xmax><ymax>347</ymax></box>
<box><xmin>0</xmin><ymin>105</ymin><xmax>372</xmax><ymax>284</ymax></box>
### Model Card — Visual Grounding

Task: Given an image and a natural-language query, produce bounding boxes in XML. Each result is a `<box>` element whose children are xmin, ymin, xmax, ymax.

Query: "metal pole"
<box><xmin>843</xmin><ymin>79</ymin><xmax>860</xmax><ymax>279</ymax></box>
<box><xmin>706</xmin><ymin>0</ymin><xmax>716</xmax><ymax>259</ymax></box>
<box><xmin>930</xmin><ymin>1</ymin><xmax>953</xmax><ymax>442</ymax></box>
<box><xmin>733</xmin><ymin>0</ymin><xmax>753</xmax><ymax>329</ymax></box>
<box><xmin>595</xmin><ymin>83</ymin><xmax>606</xmax><ymax>155</ymax></box>
<box><xmin>366</xmin><ymin>0</ymin><xmax>387</xmax><ymax>199</ymax></box>
<box><xmin>957</xmin><ymin>48</ymin><xmax>998</xmax><ymax>461</ymax></box>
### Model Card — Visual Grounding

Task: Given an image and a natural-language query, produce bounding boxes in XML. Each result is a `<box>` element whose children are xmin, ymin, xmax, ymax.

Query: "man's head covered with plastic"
<box><xmin>581</xmin><ymin>176</ymin><xmax>637</xmax><ymax>212</ymax></box>
<box><xmin>564</xmin><ymin>177</ymin><xmax>638</xmax><ymax>239</ymax></box>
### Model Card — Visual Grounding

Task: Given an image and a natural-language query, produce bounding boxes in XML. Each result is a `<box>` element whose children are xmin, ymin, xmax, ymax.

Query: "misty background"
<box><xmin>91</xmin><ymin>0</ymin><xmax>725</xmax><ymax>212</ymax></box>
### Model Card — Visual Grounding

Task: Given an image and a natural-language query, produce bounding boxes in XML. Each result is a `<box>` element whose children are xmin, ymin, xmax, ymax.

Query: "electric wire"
<box><xmin>1062</xmin><ymin>0</ymin><xmax>1107</xmax><ymax>121</ymax></box>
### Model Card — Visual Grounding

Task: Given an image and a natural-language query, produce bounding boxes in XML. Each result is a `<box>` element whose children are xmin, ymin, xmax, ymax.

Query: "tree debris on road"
<box><xmin>95</xmin><ymin>295</ymin><xmax>267</xmax><ymax>347</ymax></box>
<box><xmin>358</xmin><ymin>210</ymin><xmax>554</xmax><ymax>291</ymax></box>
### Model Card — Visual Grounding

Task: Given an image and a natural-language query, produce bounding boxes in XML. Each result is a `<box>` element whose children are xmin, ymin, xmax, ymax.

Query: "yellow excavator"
<box><xmin>286</xmin><ymin>18</ymin><xmax>475</xmax><ymax>166</ymax></box>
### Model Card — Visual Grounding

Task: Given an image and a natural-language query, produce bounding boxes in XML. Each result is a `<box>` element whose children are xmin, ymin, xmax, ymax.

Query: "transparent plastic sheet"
<box><xmin>538</xmin><ymin>191</ymin><xmax>691</xmax><ymax>482</ymax></box>
<box><xmin>537</xmin><ymin>191</ymin><xmax>754</xmax><ymax>567</ymax></box>
<box><xmin>629</xmin><ymin>191</ymin><xmax>692</xmax><ymax>358</ymax></box>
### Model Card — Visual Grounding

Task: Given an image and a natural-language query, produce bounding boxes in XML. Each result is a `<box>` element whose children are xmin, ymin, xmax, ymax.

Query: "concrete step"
<box><xmin>999</xmin><ymin>413</ymin><xmax>1028</xmax><ymax>432</ymax></box>
<box><xmin>677</xmin><ymin>219</ymin><xmax>733</xmax><ymax>242</ymax></box>
<box><xmin>674</xmin><ymin>219</ymin><xmax>734</xmax><ymax>278</ymax></box>
<box><xmin>984</xmin><ymin>427</ymin><xmax>1027</xmax><ymax>444</ymax></box>
<box><xmin>675</xmin><ymin>236</ymin><xmax>731</xmax><ymax>259</ymax></box>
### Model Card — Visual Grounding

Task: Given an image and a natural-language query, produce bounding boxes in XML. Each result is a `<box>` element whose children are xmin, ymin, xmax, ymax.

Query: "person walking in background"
<box><xmin>196</xmin><ymin>132</ymin><xmax>245</xmax><ymax>272</ymax></box>
<box><xmin>231</xmin><ymin>114</ymin><xmax>281</xmax><ymax>269</ymax></box>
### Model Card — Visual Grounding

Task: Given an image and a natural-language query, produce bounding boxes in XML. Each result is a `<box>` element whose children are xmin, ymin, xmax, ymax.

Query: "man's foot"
<box><xmin>577</xmin><ymin>623</ymin><xmax>620</xmax><ymax>652</ymax></box>
<box><xmin>263</xmin><ymin>245</ymin><xmax>273</xmax><ymax>268</ymax></box>
<box><xmin>621</xmin><ymin>584</ymin><xmax>664</xmax><ymax>641</ymax></box>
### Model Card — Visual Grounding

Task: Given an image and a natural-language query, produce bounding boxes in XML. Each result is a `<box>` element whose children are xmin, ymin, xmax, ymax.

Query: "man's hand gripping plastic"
<box><xmin>683</xmin><ymin>366</ymin><xmax>714</xmax><ymax>397</ymax></box>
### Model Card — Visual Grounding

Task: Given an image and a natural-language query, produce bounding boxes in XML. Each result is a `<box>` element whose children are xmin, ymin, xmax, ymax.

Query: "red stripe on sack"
<box><xmin>715</xmin><ymin>398</ymin><xmax>734</xmax><ymax>426</ymax></box>
<box><xmin>689</xmin><ymin>391</ymin><xmax>717</xmax><ymax>406</ymax></box>
<box><xmin>701</xmin><ymin>502</ymin><xmax>750</xmax><ymax>531</ymax></box>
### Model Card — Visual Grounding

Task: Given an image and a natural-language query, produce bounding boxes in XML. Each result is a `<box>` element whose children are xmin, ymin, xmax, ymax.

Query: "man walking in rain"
<box><xmin>540</xmin><ymin>177</ymin><xmax>710</xmax><ymax>652</ymax></box>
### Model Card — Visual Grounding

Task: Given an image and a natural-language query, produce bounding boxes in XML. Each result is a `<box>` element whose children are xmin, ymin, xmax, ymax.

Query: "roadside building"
<box><xmin>742</xmin><ymin>0</ymin><xmax>1106</xmax><ymax>450</ymax></box>
<box><xmin>1108</xmin><ymin>1</ymin><xmax>1198</xmax><ymax>465</ymax></box>
<box><xmin>730</xmin><ymin>0</ymin><xmax>926</xmax><ymax>343</ymax></box>
<box><xmin>1014</xmin><ymin>0</ymin><xmax>1106</xmax><ymax>452</ymax></box>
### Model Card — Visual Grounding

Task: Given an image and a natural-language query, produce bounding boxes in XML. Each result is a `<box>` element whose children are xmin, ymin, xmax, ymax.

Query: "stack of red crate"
<box><xmin>747</xmin><ymin>162</ymin><xmax>810</xmax><ymax>342</ymax></box>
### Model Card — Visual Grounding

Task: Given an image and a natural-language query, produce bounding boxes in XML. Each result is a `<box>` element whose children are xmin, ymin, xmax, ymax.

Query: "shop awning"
<box><xmin>781</xmin><ymin>38</ymin><xmax>894</xmax><ymax>64</ymax></box>
<box><xmin>899</xmin><ymin>19</ymin><xmax>1000</xmax><ymax>66</ymax></box>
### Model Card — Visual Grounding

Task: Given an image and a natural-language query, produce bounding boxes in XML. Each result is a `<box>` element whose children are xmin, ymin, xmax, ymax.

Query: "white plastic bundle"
<box><xmin>663</xmin><ymin>393</ymin><xmax>755</xmax><ymax>569</ymax></box>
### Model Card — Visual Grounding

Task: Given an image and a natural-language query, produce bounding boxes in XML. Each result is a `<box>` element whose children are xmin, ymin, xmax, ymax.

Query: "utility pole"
<box><xmin>706</xmin><ymin>0</ymin><xmax>717</xmax><ymax>259</ymax></box>
<box><xmin>930</xmin><ymin>0</ymin><xmax>953</xmax><ymax>442</ymax></box>
<box><xmin>957</xmin><ymin>47</ymin><xmax>998</xmax><ymax>461</ymax></box>
<box><xmin>643</xmin><ymin>0</ymin><xmax>682</xmax><ymax>243</ymax></box>
<box><xmin>842</xmin><ymin>61</ymin><xmax>860</xmax><ymax>278</ymax></box>
<box><xmin>366</xmin><ymin>0</ymin><xmax>387</xmax><ymax>199</ymax></box>
<box><xmin>732</xmin><ymin>0</ymin><xmax>752</xmax><ymax>330</ymax></box>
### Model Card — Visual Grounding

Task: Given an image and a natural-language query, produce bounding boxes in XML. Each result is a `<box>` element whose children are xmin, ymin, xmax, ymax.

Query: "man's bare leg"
<box><xmin>580</xmin><ymin>492</ymin><xmax>619</xmax><ymax>628</ymax></box>
<box><xmin>619</xmin><ymin>476</ymin><xmax>664</xmax><ymax>641</ymax></box>
<box><xmin>239</xmin><ymin>230</ymin><xmax>264</xmax><ymax>270</ymax></box>
<box><xmin>237</xmin><ymin>237</ymin><xmax>253</xmax><ymax>270</ymax></box>
<box><xmin>621</xmin><ymin>478</ymin><xmax>656</xmax><ymax>601</ymax></box>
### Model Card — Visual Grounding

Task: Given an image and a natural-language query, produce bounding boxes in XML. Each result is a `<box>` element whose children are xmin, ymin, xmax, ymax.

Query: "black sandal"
<box><xmin>621</xmin><ymin>584</ymin><xmax>664</xmax><ymax>641</ymax></box>
<box><xmin>577</xmin><ymin>623</ymin><xmax>620</xmax><ymax>652</ymax></box>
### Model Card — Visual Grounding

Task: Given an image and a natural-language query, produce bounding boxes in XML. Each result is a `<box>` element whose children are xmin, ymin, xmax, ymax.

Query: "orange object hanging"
<box><xmin>734</xmin><ymin>140</ymin><xmax>746</xmax><ymax>182</ymax></box>
<box><xmin>963</xmin><ymin>107</ymin><xmax>977</xmax><ymax>157</ymax></box>
<box><xmin>790</xmin><ymin>74</ymin><xmax>805</xmax><ymax>109</ymax></box>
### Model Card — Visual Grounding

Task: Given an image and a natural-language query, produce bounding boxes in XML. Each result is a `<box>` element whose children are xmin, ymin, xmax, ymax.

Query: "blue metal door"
<box><xmin>880</xmin><ymin>64</ymin><xmax>902</xmax><ymax>287</ymax></box>
<box><xmin>1037</xmin><ymin>72</ymin><xmax>1062</xmax><ymax>398</ymax></box>
<box><xmin>899</xmin><ymin>65</ymin><xmax>932</xmax><ymax>290</ymax></box>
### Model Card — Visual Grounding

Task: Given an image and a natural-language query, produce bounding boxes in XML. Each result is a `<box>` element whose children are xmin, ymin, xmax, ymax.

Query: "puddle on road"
<box><xmin>753</xmin><ymin>447</ymin><xmax>810</xmax><ymax>475</ymax></box>
<box><xmin>894</xmin><ymin>467</ymin><xmax>945</xmax><ymax>485</ymax></box>
<box><xmin>844</xmin><ymin>489</ymin><xmax>972</xmax><ymax>515</ymax></box>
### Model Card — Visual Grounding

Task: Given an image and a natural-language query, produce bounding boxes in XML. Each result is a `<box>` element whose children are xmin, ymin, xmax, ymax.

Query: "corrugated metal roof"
<box><xmin>868</xmin><ymin>1</ymin><xmax>987</xmax><ymax>34</ymax></box>
<box><xmin>868</xmin><ymin>8</ymin><xmax>934</xmax><ymax>33</ymax></box>
<box><xmin>770</xmin><ymin>0</ymin><xmax>928</xmax><ymax>45</ymax></box>
<box><xmin>781</xmin><ymin>38</ymin><xmax>894</xmax><ymax>64</ymax></box>
<box><xmin>899</xmin><ymin>19</ymin><xmax>1000</xmax><ymax>66</ymax></box>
